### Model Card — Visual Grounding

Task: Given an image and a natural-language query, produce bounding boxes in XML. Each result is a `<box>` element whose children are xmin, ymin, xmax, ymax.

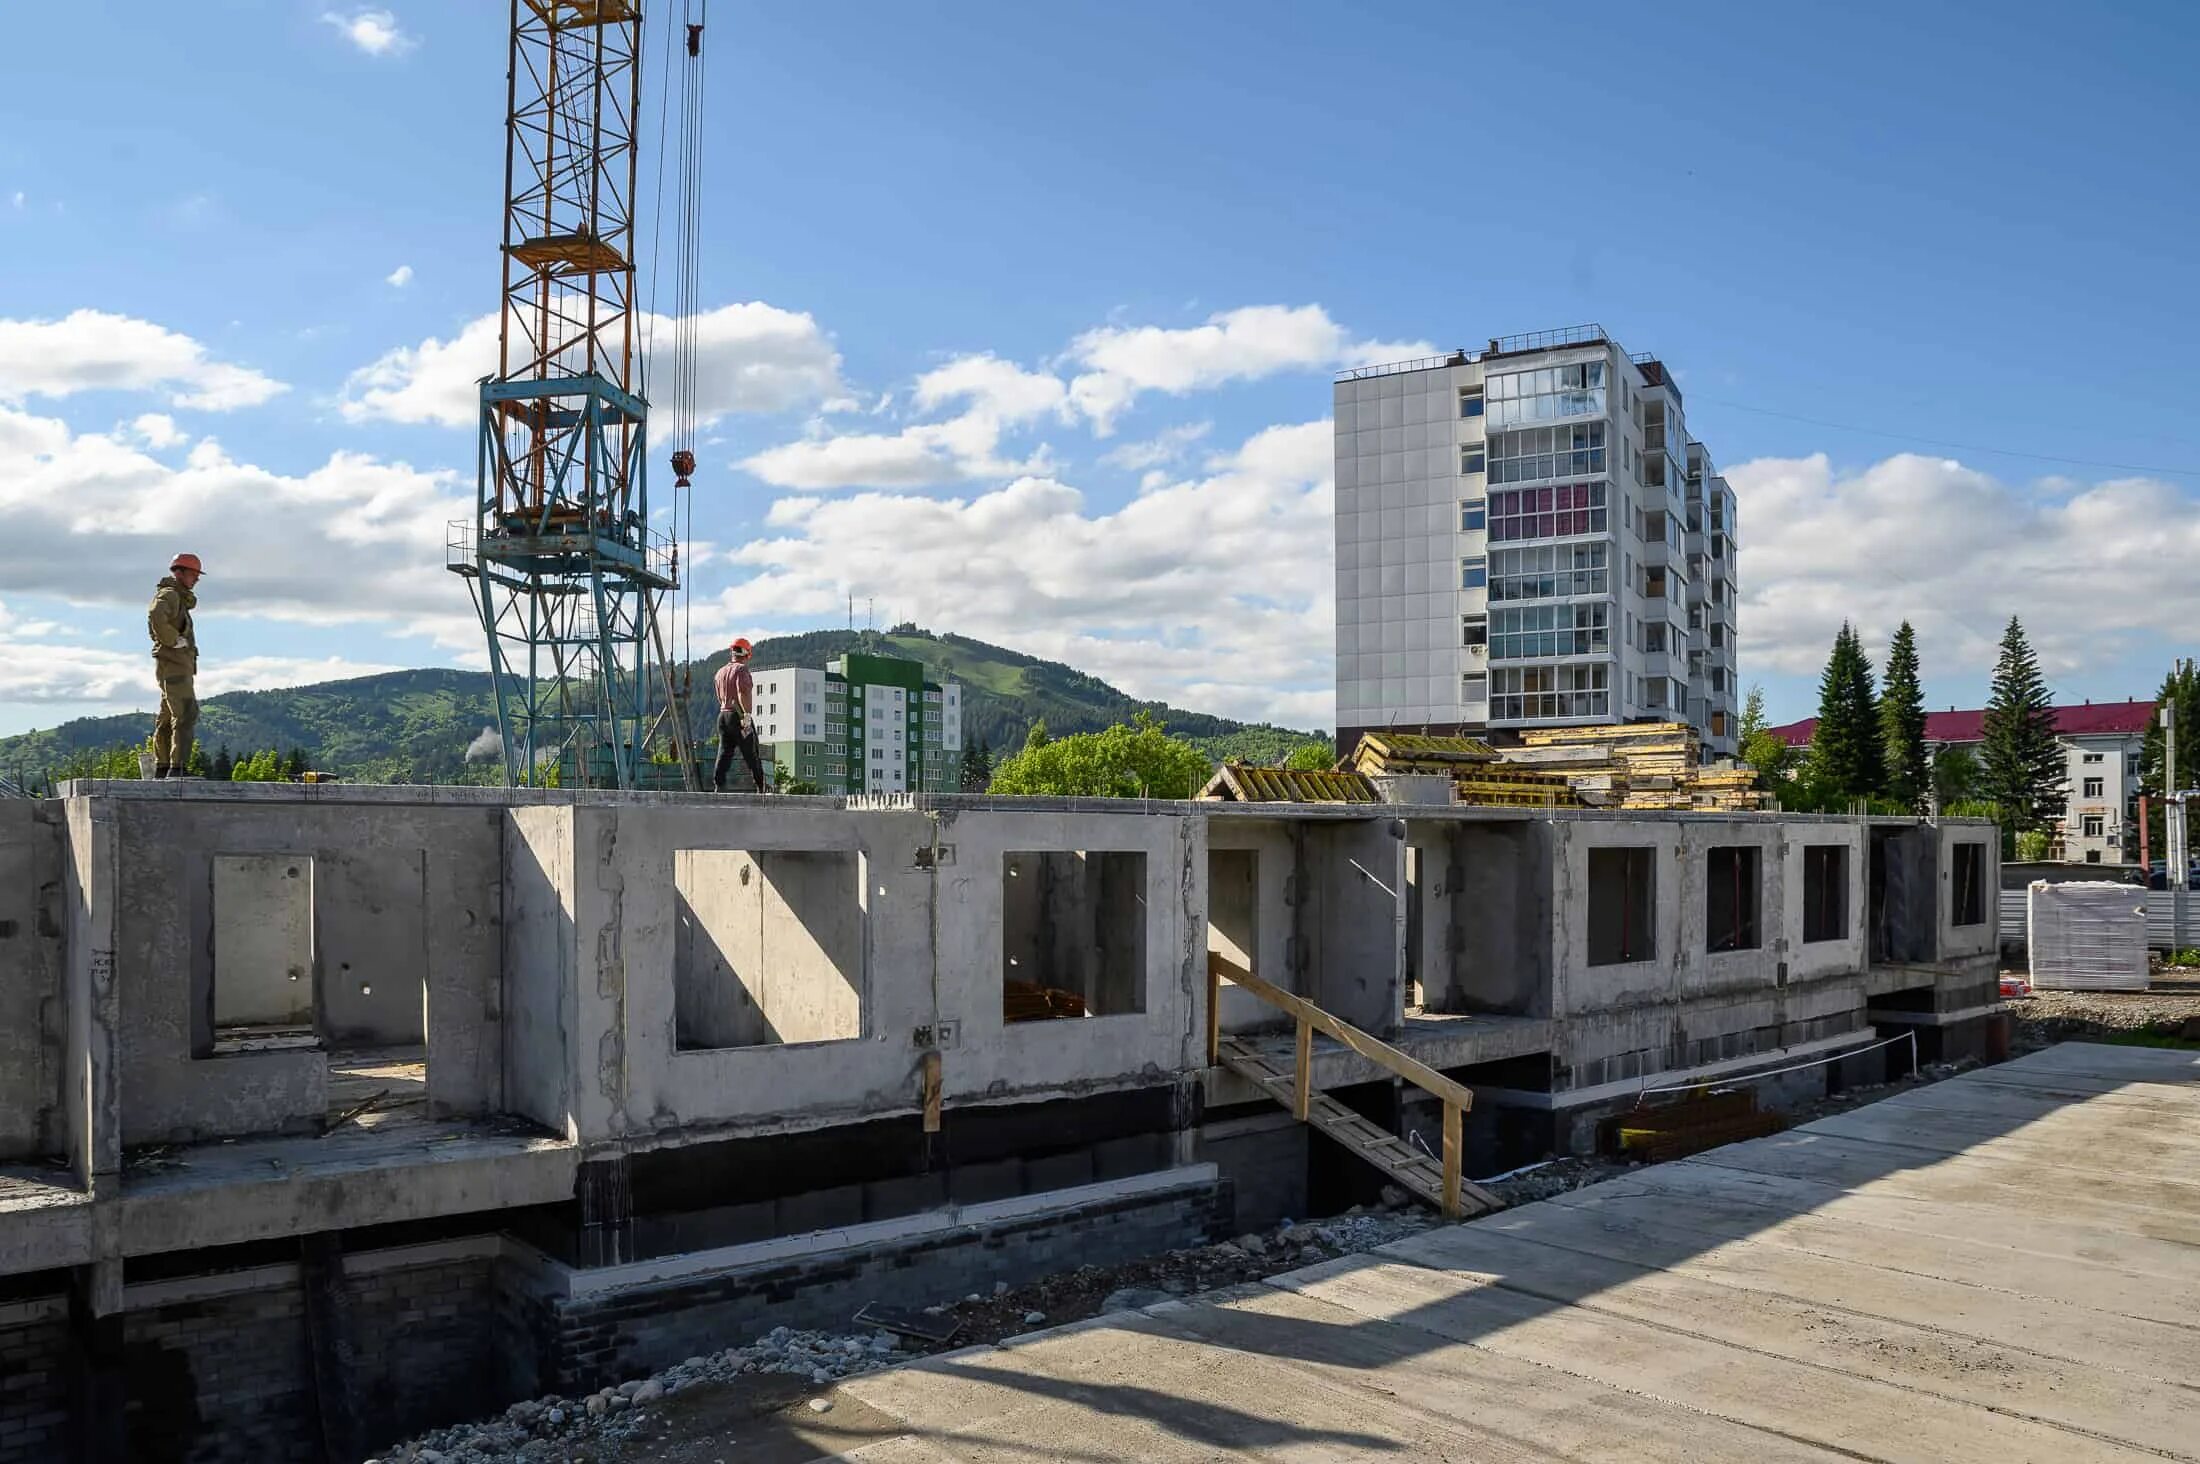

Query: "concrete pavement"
<box><xmin>809</xmin><ymin>1042</ymin><xmax>2198</xmax><ymax>1461</ymax></box>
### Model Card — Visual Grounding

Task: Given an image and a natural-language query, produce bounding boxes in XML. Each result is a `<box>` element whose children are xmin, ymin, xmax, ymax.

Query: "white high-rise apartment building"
<box><xmin>1334</xmin><ymin>325</ymin><xmax>1739</xmax><ymax>760</ymax></box>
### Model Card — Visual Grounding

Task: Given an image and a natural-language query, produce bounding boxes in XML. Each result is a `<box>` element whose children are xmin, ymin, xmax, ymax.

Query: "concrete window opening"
<box><xmin>1802</xmin><ymin>844</ymin><xmax>1849</xmax><ymax>943</ymax></box>
<box><xmin>674</xmin><ymin>849</ymin><xmax>865</xmax><ymax>1049</ymax></box>
<box><xmin>1704</xmin><ymin>845</ymin><xmax>1762</xmax><ymax>953</ymax></box>
<box><xmin>1952</xmin><ymin>842</ymin><xmax>1987</xmax><ymax>927</ymax></box>
<box><xmin>210</xmin><ymin>853</ymin><xmax>316</xmax><ymax>1049</ymax></box>
<box><xmin>1586</xmin><ymin>846</ymin><xmax>1655</xmax><ymax>966</ymax></box>
<box><xmin>1003</xmin><ymin>851</ymin><xmax>1148</xmax><ymax>1021</ymax></box>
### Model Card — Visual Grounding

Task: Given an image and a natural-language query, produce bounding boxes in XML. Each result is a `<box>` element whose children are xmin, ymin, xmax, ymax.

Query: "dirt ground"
<box><xmin>2008</xmin><ymin>964</ymin><xmax>2200</xmax><ymax>1050</ymax></box>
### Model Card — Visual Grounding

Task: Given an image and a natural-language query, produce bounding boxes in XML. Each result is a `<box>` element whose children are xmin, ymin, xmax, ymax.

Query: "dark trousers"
<box><xmin>713</xmin><ymin>710</ymin><xmax>767</xmax><ymax>792</ymax></box>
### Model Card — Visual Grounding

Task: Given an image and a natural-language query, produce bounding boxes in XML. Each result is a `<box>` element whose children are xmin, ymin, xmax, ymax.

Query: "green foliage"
<box><xmin>987</xmin><ymin>713</ymin><xmax>1212</xmax><ymax>799</ymax></box>
<box><xmin>1283</xmin><ymin>739</ymin><xmax>1336</xmax><ymax>771</ymax></box>
<box><xmin>1737</xmin><ymin>684</ymin><xmax>1793</xmax><ymax>787</ymax></box>
<box><xmin>2164</xmin><ymin>949</ymin><xmax>2200</xmax><ymax>969</ymax></box>
<box><xmin>1803</xmin><ymin>622</ymin><xmax>1884</xmax><ymax>802</ymax></box>
<box><xmin>229</xmin><ymin>749</ymin><xmax>287</xmax><ymax>782</ymax></box>
<box><xmin>1932</xmin><ymin>743</ymin><xmax>1980</xmax><ymax>808</ymax></box>
<box><xmin>1188</xmin><ymin>727</ymin><xmax>1325</xmax><ymax>766</ymax></box>
<box><xmin>959</xmin><ymin>738</ymin><xmax>993</xmax><ymax>793</ymax></box>
<box><xmin>2137</xmin><ymin>657</ymin><xmax>2199</xmax><ymax>854</ymax></box>
<box><xmin>1944</xmin><ymin>797</ymin><xmax>2006</xmax><ymax>822</ymax></box>
<box><xmin>1023</xmin><ymin>718</ymin><xmax>1049</xmax><ymax>753</ymax></box>
<box><xmin>770</xmin><ymin>762</ymin><xmax>822</xmax><ymax>795</ymax></box>
<box><xmin>1878</xmin><ymin>621</ymin><xmax>1930</xmax><ymax>814</ymax></box>
<box><xmin>2013</xmin><ymin>829</ymin><xmax>2052</xmax><ymax>862</ymax></box>
<box><xmin>1977</xmin><ymin>616</ymin><xmax>2063</xmax><ymax>833</ymax></box>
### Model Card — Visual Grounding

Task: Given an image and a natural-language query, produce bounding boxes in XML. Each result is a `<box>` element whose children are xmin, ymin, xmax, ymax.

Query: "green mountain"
<box><xmin>0</xmin><ymin>626</ymin><xmax>1327</xmax><ymax>787</ymax></box>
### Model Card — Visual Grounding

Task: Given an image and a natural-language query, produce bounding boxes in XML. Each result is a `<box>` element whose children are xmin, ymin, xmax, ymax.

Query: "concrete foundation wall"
<box><xmin>1298</xmin><ymin>818</ymin><xmax>1405</xmax><ymax>1035</ymax></box>
<box><xmin>1205</xmin><ymin>821</ymin><xmax>1300</xmax><ymax>1036</ymax></box>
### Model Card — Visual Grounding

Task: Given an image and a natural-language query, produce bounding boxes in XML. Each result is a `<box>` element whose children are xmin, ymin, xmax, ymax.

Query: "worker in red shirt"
<box><xmin>712</xmin><ymin>637</ymin><xmax>769</xmax><ymax>793</ymax></box>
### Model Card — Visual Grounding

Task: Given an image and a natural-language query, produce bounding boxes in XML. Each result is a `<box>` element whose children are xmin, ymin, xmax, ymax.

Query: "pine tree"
<box><xmin>1804</xmin><ymin>623</ymin><xmax>1883</xmax><ymax>802</ymax></box>
<box><xmin>2137</xmin><ymin>657</ymin><xmax>2200</xmax><ymax>859</ymax></box>
<box><xmin>210</xmin><ymin>744</ymin><xmax>235</xmax><ymax>782</ymax></box>
<box><xmin>960</xmin><ymin>738</ymin><xmax>994</xmax><ymax>792</ymax></box>
<box><xmin>1878</xmin><ymin>621</ymin><xmax>1930</xmax><ymax>813</ymax></box>
<box><xmin>1977</xmin><ymin>616</ymin><xmax>2064</xmax><ymax>833</ymax></box>
<box><xmin>1023</xmin><ymin>718</ymin><xmax>1049</xmax><ymax>754</ymax></box>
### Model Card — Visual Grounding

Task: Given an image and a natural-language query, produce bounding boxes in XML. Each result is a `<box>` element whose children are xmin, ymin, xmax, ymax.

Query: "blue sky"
<box><xmin>2</xmin><ymin>1</ymin><xmax>2196</xmax><ymax>739</ymax></box>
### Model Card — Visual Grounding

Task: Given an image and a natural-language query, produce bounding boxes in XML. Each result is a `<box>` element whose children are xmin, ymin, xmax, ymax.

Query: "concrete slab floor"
<box><xmin>628</xmin><ymin>1042</ymin><xmax>2199</xmax><ymax>1462</ymax></box>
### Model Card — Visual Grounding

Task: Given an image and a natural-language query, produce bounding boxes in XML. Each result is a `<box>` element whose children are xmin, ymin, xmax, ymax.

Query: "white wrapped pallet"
<box><xmin>2027</xmin><ymin>881</ymin><xmax>2150</xmax><ymax>992</ymax></box>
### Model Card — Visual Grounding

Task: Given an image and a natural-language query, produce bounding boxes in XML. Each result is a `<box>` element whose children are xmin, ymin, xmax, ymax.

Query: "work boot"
<box><xmin>153</xmin><ymin>765</ymin><xmax>170</xmax><ymax>779</ymax></box>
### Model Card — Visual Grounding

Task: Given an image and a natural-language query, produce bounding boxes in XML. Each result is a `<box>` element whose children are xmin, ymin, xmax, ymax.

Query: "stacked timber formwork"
<box><xmin>1346</xmin><ymin>732</ymin><xmax>1582</xmax><ymax>808</ymax></box>
<box><xmin>1509</xmin><ymin>722</ymin><xmax>1772</xmax><ymax>811</ymax></box>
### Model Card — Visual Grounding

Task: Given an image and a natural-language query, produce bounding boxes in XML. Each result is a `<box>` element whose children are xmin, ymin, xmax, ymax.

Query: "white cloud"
<box><xmin>1730</xmin><ymin>451</ymin><xmax>2200</xmax><ymax>682</ymax></box>
<box><xmin>8</xmin><ymin>191</ymin><xmax>22</xmax><ymax>210</ymax></box>
<box><xmin>385</xmin><ymin>264</ymin><xmax>414</xmax><ymax>288</ymax></box>
<box><xmin>741</xmin><ymin>351</ymin><xmax>1072</xmax><ymax>490</ymax></box>
<box><xmin>0</xmin><ymin>402</ymin><xmax>478</xmax><ymax>663</ymax></box>
<box><xmin>131</xmin><ymin>414</ymin><xmax>187</xmax><ymax>449</ymax></box>
<box><xmin>322</xmin><ymin>8</ymin><xmax>416</xmax><ymax>57</ymax></box>
<box><xmin>724</xmin><ymin>420</ymin><xmax>1337</xmax><ymax>725</ymax></box>
<box><xmin>0</xmin><ymin>310</ymin><xmax>286</xmax><ymax>411</ymax></box>
<box><xmin>1102</xmin><ymin>421</ymin><xmax>1211</xmax><ymax>472</ymax></box>
<box><xmin>339</xmin><ymin>302</ymin><xmax>844</xmax><ymax>429</ymax></box>
<box><xmin>1066</xmin><ymin>304</ymin><xmax>1431</xmax><ymax>434</ymax></box>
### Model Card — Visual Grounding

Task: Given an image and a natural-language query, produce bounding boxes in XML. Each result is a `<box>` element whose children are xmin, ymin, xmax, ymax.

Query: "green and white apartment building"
<box><xmin>752</xmin><ymin>651</ymin><xmax>964</xmax><ymax>794</ymax></box>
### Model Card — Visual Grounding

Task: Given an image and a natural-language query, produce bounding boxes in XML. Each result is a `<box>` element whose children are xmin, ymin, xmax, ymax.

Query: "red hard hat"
<box><xmin>730</xmin><ymin>637</ymin><xmax>752</xmax><ymax>658</ymax></box>
<box><xmin>171</xmin><ymin>552</ymin><xmax>204</xmax><ymax>575</ymax></box>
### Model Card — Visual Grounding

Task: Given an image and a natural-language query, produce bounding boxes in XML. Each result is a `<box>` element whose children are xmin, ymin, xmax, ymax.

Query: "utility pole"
<box><xmin>2167</xmin><ymin>704</ymin><xmax>2188</xmax><ymax>952</ymax></box>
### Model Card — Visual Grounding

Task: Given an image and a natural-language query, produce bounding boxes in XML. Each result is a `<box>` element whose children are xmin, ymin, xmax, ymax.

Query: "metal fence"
<box><xmin>1999</xmin><ymin>888</ymin><xmax>2195</xmax><ymax>952</ymax></box>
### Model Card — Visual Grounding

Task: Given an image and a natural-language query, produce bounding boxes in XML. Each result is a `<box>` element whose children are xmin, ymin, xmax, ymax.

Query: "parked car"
<box><xmin>2145</xmin><ymin>861</ymin><xmax>2200</xmax><ymax>890</ymax></box>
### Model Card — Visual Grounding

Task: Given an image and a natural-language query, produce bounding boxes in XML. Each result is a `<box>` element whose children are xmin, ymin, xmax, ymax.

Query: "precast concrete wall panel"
<box><xmin>0</xmin><ymin>803</ymin><xmax>62</xmax><ymax>1161</ymax></box>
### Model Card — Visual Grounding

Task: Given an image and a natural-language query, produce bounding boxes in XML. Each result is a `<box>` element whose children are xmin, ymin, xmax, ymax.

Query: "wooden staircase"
<box><xmin>1208</xmin><ymin>954</ymin><xmax>1502</xmax><ymax>1219</ymax></box>
<box><xmin>1216</xmin><ymin>1036</ymin><xmax>1501</xmax><ymax>1217</ymax></box>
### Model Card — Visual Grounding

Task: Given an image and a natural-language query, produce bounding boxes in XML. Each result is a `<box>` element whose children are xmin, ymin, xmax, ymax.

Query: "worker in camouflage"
<box><xmin>147</xmin><ymin>553</ymin><xmax>204</xmax><ymax>777</ymax></box>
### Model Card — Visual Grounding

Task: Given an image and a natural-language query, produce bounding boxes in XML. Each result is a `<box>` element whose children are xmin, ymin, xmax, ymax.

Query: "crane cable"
<box><xmin>672</xmin><ymin>0</ymin><xmax>708</xmax><ymax>684</ymax></box>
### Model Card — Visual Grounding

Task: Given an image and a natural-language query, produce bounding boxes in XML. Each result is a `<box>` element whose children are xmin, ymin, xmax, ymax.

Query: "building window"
<box><xmin>1491</xmin><ymin>662</ymin><xmax>1609</xmax><ymax>721</ymax></box>
<box><xmin>1487</xmin><ymin>361</ymin><xmax>1606</xmax><ymax>428</ymax></box>
<box><xmin>1705</xmin><ymin>845</ymin><xmax>1762</xmax><ymax>953</ymax></box>
<box><xmin>1803</xmin><ymin>844</ymin><xmax>1847</xmax><ymax>942</ymax></box>
<box><xmin>2082</xmin><ymin>814</ymin><xmax>2105</xmax><ymax>839</ymax></box>
<box><xmin>1462</xmin><ymin>673</ymin><xmax>1487</xmax><ymax>704</ymax></box>
<box><xmin>2082</xmin><ymin>777</ymin><xmax>2104</xmax><ymax>799</ymax></box>
<box><xmin>1490</xmin><ymin>541</ymin><xmax>1608</xmax><ymax>602</ymax></box>
<box><xmin>872</xmin><ymin>748</ymin><xmax>883</xmax><ymax>761</ymax></box>
<box><xmin>1462</xmin><ymin>614</ymin><xmax>1487</xmax><ymax>649</ymax></box>
<box><xmin>1460</xmin><ymin>499</ymin><xmax>1486</xmax><ymax>532</ymax></box>
<box><xmin>1488</xmin><ymin>422</ymin><xmax>1606</xmax><ymax>485</ymax></box>
<box><xmin>2082</xmin><ymin>752</ymin><xmax>2103</xmax><ymax>764</ymax></box>
<box><xmin>1489</xmin><ymin>482</ymin><xmax>1607</xmax><ymax>542</ymax></box>
<box><xmin>1586</xmin><ymin>846</ymin><xmax>1654</xmax><ymax>966</ymax></box>
<box><xmin>1709</xmin><ymin>709</ymin><xmax>1727</xmax><ymax>739</ymax></box>
<box><xmin>1952</xmin><ymin>843</ymin><xmax>1987</xmax><ymax>926</ymax></box>
<box><xmin>1489</xmin><ymin>602</ymin><xmax>1609</xmax><ymax>660</ymax></box>
<box><xmin>1460</xmin><ymin>447</ymin><xmax>1486</xmax><ymax>475</ymax></box>
<box><xmin>1458</xmin><ymin>384</ymin><xmax>1484</xmax><ymax>417</ymax></box>
<box><xmin>1461</xmin><ymin>557</ymin><xmax>1488</xmax><ymax>589</ymax></box>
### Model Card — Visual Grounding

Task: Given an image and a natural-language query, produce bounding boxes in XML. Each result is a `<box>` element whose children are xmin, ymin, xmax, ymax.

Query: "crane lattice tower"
<box><xmin>449</xmin><ymin>0</ymin><xmax>691</xmax><ymax>790</ymax></box>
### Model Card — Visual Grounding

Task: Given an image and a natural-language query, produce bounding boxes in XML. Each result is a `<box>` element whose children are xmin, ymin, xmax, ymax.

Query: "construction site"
<box><xmin>5</xmin><ymin>5</ymin><xmax>2197</xmax><ymax>1464</ymax></box>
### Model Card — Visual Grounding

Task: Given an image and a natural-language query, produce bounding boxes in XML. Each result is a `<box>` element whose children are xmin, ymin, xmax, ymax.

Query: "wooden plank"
<box><xmin>1293</xmin><ymin>1020</ymin><xmax>1312</xmax><ymax>1122</ymax></box>
<box><xmin>921</xmin><ymin>1050</ymin><xmax>942</xmax><ymax>1134</ymax></box>
<box><xmin>1204</xmin><ymin>960</ymin><xmax>1220</xmax><ymax>1067</ymax></box>
<box><xmin>1442</xmin><ymin>1102</ymin><xmax>1462</xmax><ymax>1218</ymax></box>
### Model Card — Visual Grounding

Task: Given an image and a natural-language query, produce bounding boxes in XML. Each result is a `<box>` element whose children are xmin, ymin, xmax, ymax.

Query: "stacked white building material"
<box><xmin>2027</xmin><ymin>881</ymin><xmax>2150</xmax><ymax>991</ymax></box>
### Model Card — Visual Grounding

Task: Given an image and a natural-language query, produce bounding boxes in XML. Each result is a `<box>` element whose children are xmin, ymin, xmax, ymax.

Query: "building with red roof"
<box><xmin>1765</xmin><ymin>700</ymin><xmax>2154</xmax><ymax>864</ymax></box>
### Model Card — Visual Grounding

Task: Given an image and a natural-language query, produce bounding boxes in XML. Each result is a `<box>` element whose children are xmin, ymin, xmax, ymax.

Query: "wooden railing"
<box><xmin>1207</xmin><ymin>952</ymin><xmax>1475</xmax><ymax>1217</ymax></box>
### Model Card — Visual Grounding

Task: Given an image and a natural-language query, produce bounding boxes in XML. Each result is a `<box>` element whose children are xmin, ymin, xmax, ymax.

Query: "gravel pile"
<box><xmin>365</xmin><ymin>1326</ymin><xmax>910</xmax><ymax>1463</ymax></box>
<box><xmin>2010</xmin><ymin>968</ymin><xmax>2200</xmax><ymax>1048</ymax></box>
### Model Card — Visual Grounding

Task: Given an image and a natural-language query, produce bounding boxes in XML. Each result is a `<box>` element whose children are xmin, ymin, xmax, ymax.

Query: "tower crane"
<box><xmin>449</xmin><ymin>0</ymin><xmax>709</xmax><ymax>790</ymax></box>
